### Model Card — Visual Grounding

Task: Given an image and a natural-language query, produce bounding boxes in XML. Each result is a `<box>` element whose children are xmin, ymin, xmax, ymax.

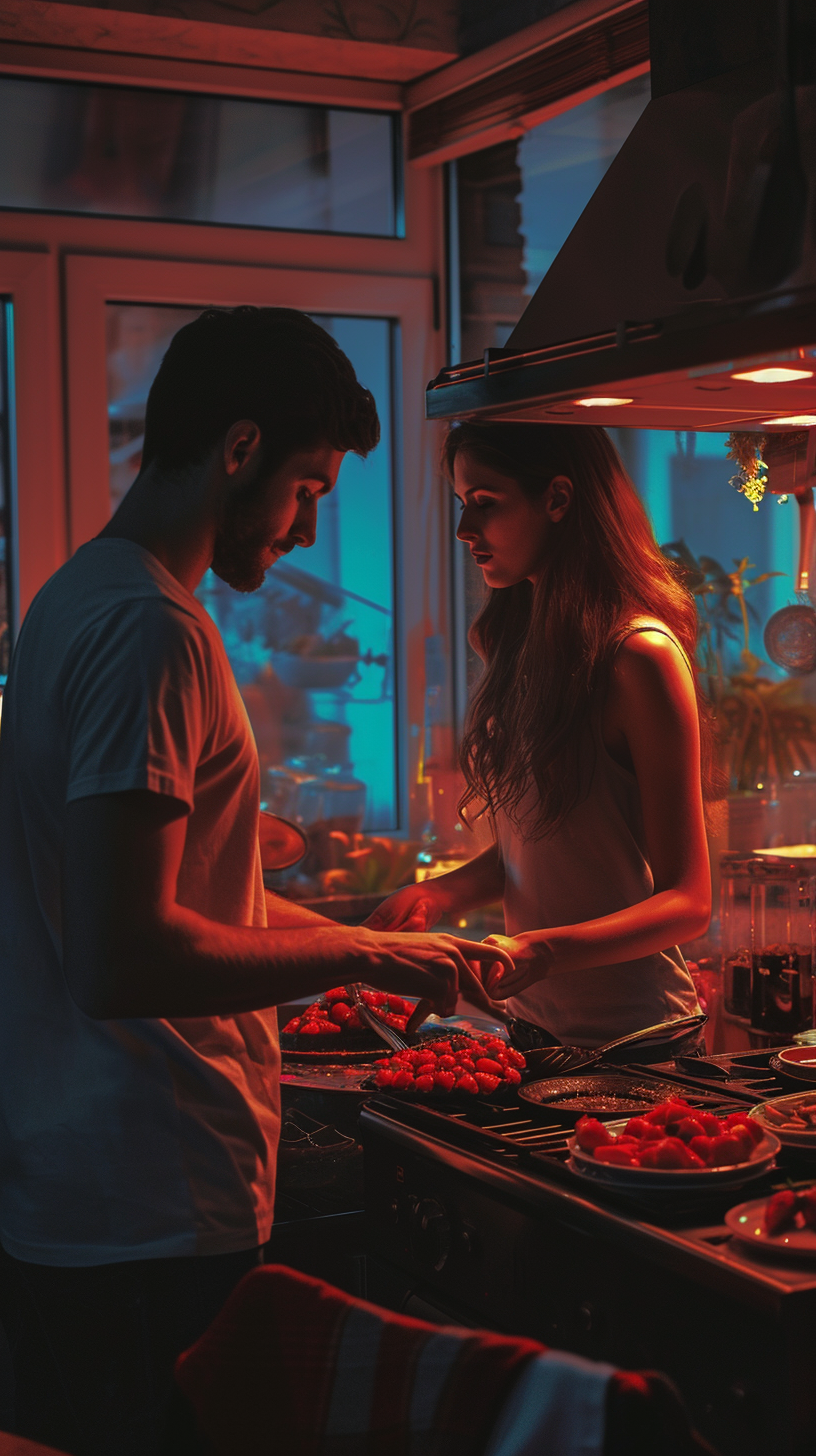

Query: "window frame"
<box><xmin>0</xmin><ymin>249</ymin><xmax>65</xmax><ymax>626</ymax></box>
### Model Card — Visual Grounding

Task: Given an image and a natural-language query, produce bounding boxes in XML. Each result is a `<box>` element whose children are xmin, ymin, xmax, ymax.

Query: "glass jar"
<box><xmin>720</xmin><ymin>853</ymin><xmax>754</xmax><ymax>1020</ymax></box>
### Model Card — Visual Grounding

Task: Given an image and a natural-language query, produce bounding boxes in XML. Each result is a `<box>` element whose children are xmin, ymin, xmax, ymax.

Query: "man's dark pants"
<box><xmin>0</xmin><ymin>1243</ymin><xmax>262</xmax><ymax>1455</ymax></box>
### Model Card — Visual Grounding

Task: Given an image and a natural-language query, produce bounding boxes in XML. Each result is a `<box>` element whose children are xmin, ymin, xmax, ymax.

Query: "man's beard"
<box><xmin>211</xmin><ymin>486</ymin><xmax>280</xmax><ymax>594</ymax></box>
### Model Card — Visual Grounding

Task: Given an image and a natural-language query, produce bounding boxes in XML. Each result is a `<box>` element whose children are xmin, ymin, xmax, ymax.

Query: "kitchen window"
<box><xmin>451</xmin><ymin>72</ymin><xmax>795</xmax><ymax>706</ymax></box>
<box><xmin>0</xmin><ymin>75</ymin><xmax>401</xmax><ymax>237</ymax></box>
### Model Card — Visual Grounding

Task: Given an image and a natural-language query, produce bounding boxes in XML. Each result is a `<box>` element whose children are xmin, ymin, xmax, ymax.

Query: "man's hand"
<box><xmin>364</xmin><ymin>883</ymin><xmax>444</xmax><ymax>933</ymax></box>
<box><xmin>339</xmin><ymin>927</ymin><xmax>515</xmax><ymax>1017</ymax></box>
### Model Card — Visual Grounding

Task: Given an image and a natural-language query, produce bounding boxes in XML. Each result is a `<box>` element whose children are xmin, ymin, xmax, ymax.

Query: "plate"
<box><xmin>518</xmin><ymin>1073</ymin><xmax>686</xmax><ymax>1125</ymax></box>
<box><xmin>773</xmin><ymin>1047</ymin><xmax>816</xmax><ymax>1081</ymax></box>
<box><xmin>566</xmin><ymin>1119</ymin><xmax>780</xmax><ymax>1189</ymax></box>
<box><xmin>725</xmin><ymin>1196</ymin><xmax>816</xmax><ymax>1260</ymax></box>
<box><xmin>750</xmin><ymin>1092</ymin><xmax>816</xmax><ymax>1148</ymax></box>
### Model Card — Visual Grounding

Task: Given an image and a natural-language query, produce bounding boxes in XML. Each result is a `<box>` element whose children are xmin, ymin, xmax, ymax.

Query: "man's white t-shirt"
<box><xmin>0</xmin><ymin>539</ymin><xmax>280</xmax><ymax>1267</ymax></box>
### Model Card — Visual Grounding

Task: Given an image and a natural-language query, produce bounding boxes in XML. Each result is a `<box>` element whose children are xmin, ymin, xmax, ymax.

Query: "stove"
<box><xmin>361</xmin><ymin>1052</ymin><xmax>816</xmax><ymax>1456</ymax></box>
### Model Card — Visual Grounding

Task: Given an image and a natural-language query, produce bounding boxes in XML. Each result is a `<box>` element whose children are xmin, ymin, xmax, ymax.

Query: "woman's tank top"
<box><xmin>496</xmin><ymin>618</ymin><xmax>701</xmax><ymax>1048</ymax></box>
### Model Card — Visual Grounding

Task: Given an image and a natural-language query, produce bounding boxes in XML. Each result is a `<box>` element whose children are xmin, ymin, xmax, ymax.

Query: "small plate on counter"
<box><xmin>725</xmin><ymin>1195</ymin><xmax>816</xmax><ymax>1261</ymax></box>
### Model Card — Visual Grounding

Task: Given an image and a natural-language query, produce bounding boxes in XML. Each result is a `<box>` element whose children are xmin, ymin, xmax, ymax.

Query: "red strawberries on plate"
<box><xmin>282</xmin><ymin>987</ymin><xmax>417</xmax><ymax>1045</ymax></box>
<box><xmin>372</xmin><ymin>1034</ymin><xmax>526</xmax><ymax>1099</ymax></box>
<box><xmin>573</xmin><ymin>1100</ymin><xmax>766</xmax><ymax>1172</ymax></box>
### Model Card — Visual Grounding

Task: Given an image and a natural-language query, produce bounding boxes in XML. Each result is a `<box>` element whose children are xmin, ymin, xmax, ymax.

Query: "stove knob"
<box><xmin>410</xmin><ymin>1197</ymin><xmax>451</xmax><ymax>1272</ymax></box>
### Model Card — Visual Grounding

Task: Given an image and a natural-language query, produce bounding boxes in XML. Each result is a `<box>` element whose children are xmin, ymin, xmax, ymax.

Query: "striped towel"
<box><xmin>173</xmin><ymin>1265</ymin><xmax>612</xmax><ymax>1456</ymax></box>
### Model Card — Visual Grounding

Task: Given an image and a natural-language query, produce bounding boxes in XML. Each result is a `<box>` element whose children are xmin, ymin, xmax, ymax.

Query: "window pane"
<box><xmin>0</xmin><ymin>77</ymin><xmax>398</xmax><ymax>237</ymax></box>
<box><xmin>105</xmin><ymin>304</ymin><xmax>398</xmax><ymax>848</ymax></box>
<box><xmin>0</xmin><ymin>301</ymin><xmax>13</xmax><ymax>683</ymax></box>
<box><xmin>455</xmin><ymin>74</ymin><xmax>794</xmax><ymax>689</ymax></box>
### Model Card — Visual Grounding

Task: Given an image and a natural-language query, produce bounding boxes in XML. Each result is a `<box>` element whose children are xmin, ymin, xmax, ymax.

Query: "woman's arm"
<box><xmin>483</xmin><ymin>632</ymin><xmax>711</xmax><ymax>998</ymax></box>
<box><xmin>365</xmin><ymin>844</ymin><xmax>505</xmax><ymax>932</ymax></box>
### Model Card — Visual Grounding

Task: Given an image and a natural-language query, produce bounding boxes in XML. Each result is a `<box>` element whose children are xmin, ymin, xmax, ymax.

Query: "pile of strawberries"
<box><xmin>373</xmin><ymin>1034</ymin><xmax>526</xmax><ymax>1098</ymax></box>
<box><xmin>764</xmin><ymin>1185</ymin><xmax>816</xmax><ymax>1235</ymax></box>
<box><xmin>282</xmin><ymin>986</ymin><xmax>416</xmax><ymax>1042</ymax></box>
<box><xmin>575</xmin><ymin>1098</ymin><xmax>765</xmax><ymax>1170</ymax></box>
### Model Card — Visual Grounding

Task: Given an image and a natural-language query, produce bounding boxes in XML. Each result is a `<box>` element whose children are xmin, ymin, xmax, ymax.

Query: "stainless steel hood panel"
<box><xmin>427</xmin><ymin>1</ymin><xmax>816</xmax><ymax>431</ymax></box>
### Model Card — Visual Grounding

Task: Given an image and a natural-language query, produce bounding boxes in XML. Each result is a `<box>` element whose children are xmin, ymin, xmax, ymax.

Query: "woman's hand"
<box><xmin>364</xmin><ymin>882</ymin><xmax>445</xmax><ymax>933</ymax></box>
<box><xmin>480</xmin><ymin>933</ymin><xmax>555</xmax><ymax>998</ymax></box>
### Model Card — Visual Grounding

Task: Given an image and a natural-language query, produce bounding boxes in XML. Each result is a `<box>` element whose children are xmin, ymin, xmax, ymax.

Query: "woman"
<box><xmin>368</xmin><ymin>422</ymin><xmax>714</xmax><ymax>1048</ymax></box>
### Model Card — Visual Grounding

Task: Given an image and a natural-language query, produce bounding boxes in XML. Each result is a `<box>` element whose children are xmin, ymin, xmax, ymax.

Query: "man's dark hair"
<box><xmin>142</xmin><ymin>306</ymin><xmax>380</xmax><ymax>473</ymax></box>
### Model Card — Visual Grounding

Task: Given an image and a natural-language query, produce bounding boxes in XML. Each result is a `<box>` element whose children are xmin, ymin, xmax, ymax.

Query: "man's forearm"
<box><xmin>71</xmin><ymin>911</ymin><xmax>376</xmax><ymax>1020</ymax></box>
<box><xmin>263</xmin><ymin>889</ymin><xmax>339</xmax><ymax>929</ymax></box>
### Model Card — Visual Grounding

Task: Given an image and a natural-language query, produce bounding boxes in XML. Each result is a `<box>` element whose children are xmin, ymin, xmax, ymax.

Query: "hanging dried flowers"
<box><xmin>726</xmin><ymin>431</ymin><xmax>768</xmax><ymax>510</ymax></box>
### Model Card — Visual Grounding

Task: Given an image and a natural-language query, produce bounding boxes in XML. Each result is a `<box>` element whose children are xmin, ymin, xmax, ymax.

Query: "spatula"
<box><xmin>518</xmin><ymin>1012</ymin><xmax>708</xmax><ymax>1077</ymax></box>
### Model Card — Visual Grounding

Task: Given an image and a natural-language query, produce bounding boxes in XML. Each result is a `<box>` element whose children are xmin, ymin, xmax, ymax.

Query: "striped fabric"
<box><xmin>173</xmin><ymin>1266</ymin><xmax>594</xmax><ymax>1456</ymax></box>
<box><xmin>173</xmin><ymin>1265</ymin><xmax>711</xmax><ymax>1456</ymax></box>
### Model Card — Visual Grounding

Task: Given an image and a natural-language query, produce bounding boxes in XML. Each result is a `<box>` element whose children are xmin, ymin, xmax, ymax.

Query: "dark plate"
<box><xmin>518</xmin><ymin>1072</ymin><xmax>687</xmax><ymax>1125</ymax></box>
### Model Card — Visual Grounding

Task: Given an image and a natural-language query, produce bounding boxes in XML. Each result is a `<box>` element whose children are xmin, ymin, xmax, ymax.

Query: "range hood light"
<box><xmin>762</xmin><ymin>415</ymin><xmax>816</xmax><ymax>427</ymax></box>
<box><xmin>732</xmin><ymin>368</ymin><xmax>814</xmax><ymax>383</ymax></box>
<box><xmin>574</xmin><ymin>397</ymin><xmax>634</xmax><ymax>408</ymax></box>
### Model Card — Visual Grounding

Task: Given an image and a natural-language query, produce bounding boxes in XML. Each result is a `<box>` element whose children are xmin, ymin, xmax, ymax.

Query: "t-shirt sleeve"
<box><xmin>65</xmin><ymin>598</ymin><xmax>212</xmax><ymax>812</ymax></box>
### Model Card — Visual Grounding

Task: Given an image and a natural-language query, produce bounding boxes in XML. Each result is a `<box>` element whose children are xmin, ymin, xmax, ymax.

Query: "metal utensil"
<box><xmin>617</xmin><ymin>1061</ymin><xmax>760</xmax><ymax>1105</ymax></box>
<box><xmin>520</xmin><ymin>1012</ymin><xmax>708</xmax><ymax>1077</ymax></box>
<box><xmin>345</xmin><ymin>984</ymin><xmax>408</xmax><ymax>1054</ymax></box>
<box><xmin>405</xmin><ymin>998</ymin><xmax>433</xmax><ymax>1036</ymax></box>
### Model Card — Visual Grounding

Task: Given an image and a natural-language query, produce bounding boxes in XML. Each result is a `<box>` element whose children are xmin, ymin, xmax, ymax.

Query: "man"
<box><xmin>0</xmin><ymin>307</ymin><xmax>509</xmax><ymax>1455</ymax></box>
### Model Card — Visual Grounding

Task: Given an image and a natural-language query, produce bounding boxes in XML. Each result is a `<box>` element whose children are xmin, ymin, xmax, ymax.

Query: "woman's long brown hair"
<box><xmin>445</xmin><ymin>421</ymin><xmax>720</xmax><ymax>840</ymax></box>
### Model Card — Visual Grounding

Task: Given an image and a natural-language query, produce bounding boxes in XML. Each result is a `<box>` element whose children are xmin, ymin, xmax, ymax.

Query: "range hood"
<box><xmin>427</xmin><ymin>0</ymin><xmax>816</xmax><ymax>433</ymax></box>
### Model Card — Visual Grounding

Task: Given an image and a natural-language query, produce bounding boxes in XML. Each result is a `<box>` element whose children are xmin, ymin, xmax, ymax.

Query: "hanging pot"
<box><xmin>763</xmin><ymin>432</ymin><xmax>816</xmax><ymax>674</ymax></box>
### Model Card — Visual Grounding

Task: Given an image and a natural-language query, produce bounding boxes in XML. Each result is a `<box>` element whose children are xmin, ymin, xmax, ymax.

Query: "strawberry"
<box><xmin>726</xmin><ymin>1114</ymin><xmax>764</xmax><ymax>1147</ymax></box>
<box><xmin>385</xmin><ymin>1014</ymin><xmax>408</xmax><ymax>1031</ymax></box>
<box><xmin>374</xmin><ymin>1069</ymin><xmax>394</xmax><ymax>1088</ymax></box>
<box><xmin>798</xmin><ymin>1188</ymin><xmax>816</xmax><ymax>1229</ymax></box>
<box><xmin>624</xmin><ymin>1116</ymin><xmax>652</xmax><ymax>1139</ymax></box>
<box><xmin>475</xmin><ymin>1058</ymin><xmax>504</xmax><ymax>1077</ymax></box>
<box><xmin>330</xmin><ymin>1002</ymin><xmax>352</xmax><ymax>1025</ymax></box>
<box><xmin>433</xmin><ymin>1070</ymin><xmax>456</xmax><ymax>1094</ymax></box>
<box><xmin>575</xmin><ymin>1117</ymin><xmax>613</xmax><ymax>1152</ymax></box>
<box><xmin>764</xmin><ymin>1189</ymin><xmax>799</xmax><ymax>1236</ymax></box>
<box><xmin>415</xmin><ymin>1074</ymin><xmax>435</xmax><ymax>1094</ymax></box>
<box><xmin>437</xmin><ymin>1055</ymin><xmax>457</xmax><ymax>1070</ymax></box>
<box><xmin>475</xmin><ymin>1073</ymin><xmax>501</xmax><ymax>1094</ymax></box>
<box><xmin>639</xmin><ymin>1138</ymin><xmax>701</xmax><ymax>1170</ymax></box>
<box><xmin>390</xmin><ymin>1068</ymin><xmax>414</xmax><ymax>1090</ymax></box>
<box><xmin>689</xmin><ymin>1135</ymin><xmax>716</xmax><ymax>1165</ymax></box>
<box><xmin>727</xmin><ymin>1126</ymin><xmax>754</xmax><ymax>1162</ymax></box>
<box><xmin>315</xmin><ymin>1021</ymin><xmax>340</xmax><ymax>1036</ymax></box>
<box><xmin>594</xmin><ymin>1145</ymin><xmax>640</xmax><ymax>1166</ymax></box>
<box><xmin>708</xmin><ymin>1133</ymin><xmax>745</xmax><ymax>1167</ymax></box>
<box><xmin>345</xmin><ymin>1011</ymin><xmax>364</xmax><ymax>1031</ymax></box>
<box><xmin>325</xmin><ymin>987</ymin><xmax>349</xmax><ymax>1002</ymax></box>
<box><xmin>698</xmin><ymin>1112</ymin><xmax>723</xmax><ymax>1137</ymax></box>
<box><xmin>676</xmin><ymin>1117</ymin><xmax>705</xmax><ymax>1143</ymax></box>
<box><xmin>502</xmin><ymin>1067</ymin><xmax>522</xmax><ymax>1084</ymax></box>
<box><xmin>456</xmin><ymin>1058</ymin><xmax>476</xmax><ymax>1074</ymax></box>
<box><xmin>282</xmin><ymin>1018</ymin><xmax>301</xmax><ymax>1034</ymax></box>
<box><xmin>505</xmin><ymin>1048</ymin><xmax>527</xmax><ymax>1069</ymax></box>
<box><xmin>456</xmin><ymin>1074</ymin><xmax>479</xmax><ymax>1095</ymax></box>
<box><xmin>299</xmin><ymin>1021</ymin><xmax>323</xmax><ymax>1036</ymax></box>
